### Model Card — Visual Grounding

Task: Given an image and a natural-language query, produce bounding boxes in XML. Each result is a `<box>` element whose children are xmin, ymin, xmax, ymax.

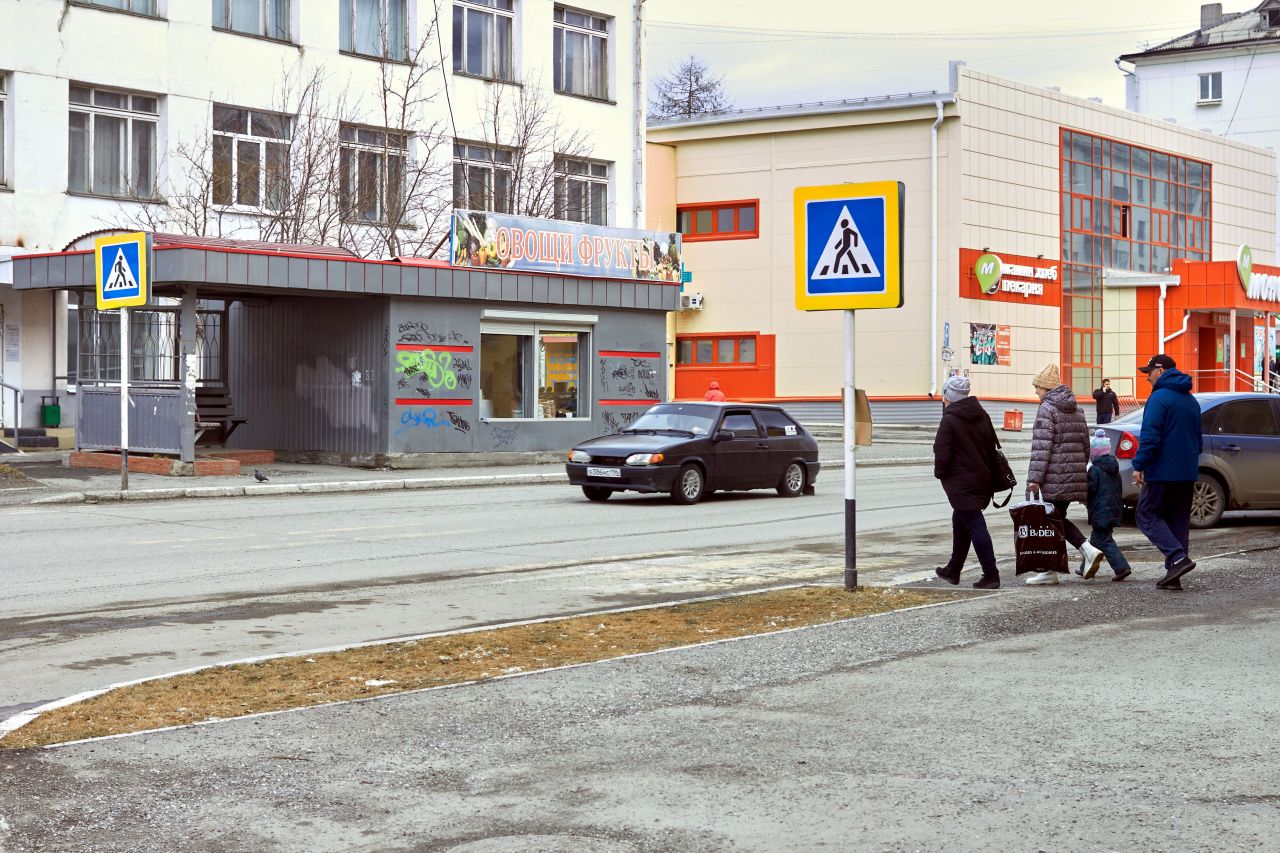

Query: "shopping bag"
<box><xmin>1008</xmin><ymin>493</ymin><xmax>1068</xmax><ymax>575</ymax></box>
<box><xmin>990</xmin><ymin>436</ymin><xmax>1018</xmax><ymax>508</ymax></box>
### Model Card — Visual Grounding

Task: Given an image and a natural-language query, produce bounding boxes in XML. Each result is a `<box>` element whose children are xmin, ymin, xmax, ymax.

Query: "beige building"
<box><xmin>647</xmin><ymin>65</ymin><xmax>1277</xmax><ymax>416</ymax></box>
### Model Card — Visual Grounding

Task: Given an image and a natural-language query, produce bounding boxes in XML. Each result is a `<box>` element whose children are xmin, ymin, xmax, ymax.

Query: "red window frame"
<box><xmin>676</xmin><ymin>199</ymin><xmax>760</xmax><ymax>242</ymax></box>
<box><xmin>676</xmin><ymin>332</ymin><xmax>760</xmax><ymax>367</ymax></box>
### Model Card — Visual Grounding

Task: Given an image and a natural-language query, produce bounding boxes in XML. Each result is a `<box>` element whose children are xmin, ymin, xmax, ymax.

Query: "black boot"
<box><xmin>935</xmin><ymin>566</ymin><xmax>961</xmax><ymax>585</ymax></box>
<box><xmin>973</xmin><ymin>576</ymin><xmax>1000</xmax><ymax>590</ymax></box>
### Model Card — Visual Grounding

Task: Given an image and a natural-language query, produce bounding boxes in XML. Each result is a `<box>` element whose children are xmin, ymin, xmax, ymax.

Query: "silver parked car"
<box><xmin>1094</xmin><ymin>392</ymin><xmax>1280</xmax><ymax>528</ymax></box>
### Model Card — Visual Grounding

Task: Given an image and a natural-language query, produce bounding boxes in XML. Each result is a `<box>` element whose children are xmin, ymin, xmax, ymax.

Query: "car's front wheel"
<box><xmin>777</xmin><ymin>461</ymin><xmax>806</xmax><ymax>497</ymax></box>
<box><xmin>582</xmin><ymin>486</ymin><xmax>612</xmax><ymax>502</ymax></box>
<box><xmin>670</xmin><ymin>464</ymin><xmax>705</xmax><ymax>505</ymax></box>
<box><xmin>1190</xmin><ymin>472</ymin><xmax>1226</xmax><ymax>529</ymax></box>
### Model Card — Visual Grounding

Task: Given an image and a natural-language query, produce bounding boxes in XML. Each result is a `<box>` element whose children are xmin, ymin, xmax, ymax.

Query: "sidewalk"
<box><xmin>0</xmin><ymin>430</ymin><xmax>1034</xmax><ymax>507</ymax></box>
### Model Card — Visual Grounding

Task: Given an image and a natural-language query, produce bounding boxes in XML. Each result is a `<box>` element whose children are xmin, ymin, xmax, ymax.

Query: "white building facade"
<box><xmin>0</xmin><ymin>0</ymin><xmax>644</xmax><ymax>431</ymax></box>
<box><xmin>1120</xmin><ymin>1</ymin><xmax>1280</xmax><ymax>259</ymax></box>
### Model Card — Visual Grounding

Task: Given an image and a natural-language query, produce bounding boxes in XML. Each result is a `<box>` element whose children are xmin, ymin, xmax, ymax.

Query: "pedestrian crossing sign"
<box><xmin>95</xmin><ymin>232</ymin><xmax>149</xmax><ymax>310</ymax></box>
<box><xmin>794</xmin><ymin>182</ymin><xmax>903</xmax><ymax>311</ymax></box>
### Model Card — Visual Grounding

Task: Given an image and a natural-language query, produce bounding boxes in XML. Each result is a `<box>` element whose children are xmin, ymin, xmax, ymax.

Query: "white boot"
<box><xmin>1080</xmin><ymin>542</ymin><xmax>1105</xmax><ymax>579</ymax></box>
<box><xmin>1025</xmin><ymin>571</ymin><xmax>1060</xmax><ymax>585</ymax></box>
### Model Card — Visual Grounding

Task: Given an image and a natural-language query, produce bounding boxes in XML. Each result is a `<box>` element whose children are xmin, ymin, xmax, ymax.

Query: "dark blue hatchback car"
<box><xmin>566</xmin><ymin>402</ymin><xmax>821</xmax><ymax>504</ymax></box>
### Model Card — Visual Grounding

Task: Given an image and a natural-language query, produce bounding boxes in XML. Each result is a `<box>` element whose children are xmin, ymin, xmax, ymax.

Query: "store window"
<box><xmin>80</xmin><ymin>0</ymin><xmax>157</xmax><ymax>14</ymax></box>
<box><xmin>676</xmin><ymin>334</ymin><xmax>757</xmax><ymax>365</ymax></box>
<box><xmin>453</xmin><ymin>141</ymin><xmax>512</xmax><ymax>213</ymax></box>
<box><xmin>481</xmin><ymin>326</ymin><xmax>589</xmax><ymax>419</ymax></box>
<box><xmin>1060</xmin><ymin>129</ymin><xmax>1211</xmax><ymax>394</ymax></box>
<box><xmin>214</xmin><ymin>0</ymin><xmax>290</xmax><ymax>40</ymax></box>
<box><xmin>676</xmin><ymin>200</ymin><xmax>758</xmax><ymax>241</ymax></box>
<box><xmin>68</xmin><ymin>84</ymin><xmax>159</xmax><ymax>198</ymax></box>
<box><xmin>553</xmin><ymin>6</ymin><xmax>608</xmax><ymax>100</ymax></box>
<box><xmin>340</xmin><ymin>0</ymin><xmax>407</xmax><ymax>61</ymax></box>
<box><xmin>1198</xmin><ymin>72</ymin><xmax>1222</xmax><ymax>104</ymax></box>
<box><xmin>339</xmin><ymin>124</ymin><xmax>406</xmax><ymax>224</ymax></box>
<box><xmin>212</xmin><ymin>105</ymin><xmax>291</xmax><ymax>209</ymax></box>
<box><xmin>554</xmin><ymin>157</ymin><xmax>609</xmax><ymax>225</ymax></box>
<box><xmin>453</xmin><ymin>0</ymin><xmax>514</xmax><ymax>81</ymax></box>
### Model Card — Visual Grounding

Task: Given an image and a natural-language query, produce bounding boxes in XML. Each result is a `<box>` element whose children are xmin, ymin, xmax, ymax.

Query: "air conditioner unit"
<box><xmin>680</xmin><ymin>292</ymin><xmax>703</xmax><ymax>310</ymax></box>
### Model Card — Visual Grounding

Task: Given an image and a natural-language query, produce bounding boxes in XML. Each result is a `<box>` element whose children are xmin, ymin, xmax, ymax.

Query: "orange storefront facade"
<box><xmin>1135</xmin><ymin>258</ymin><xmax>1280</xmax><ymax>399</ymax></box>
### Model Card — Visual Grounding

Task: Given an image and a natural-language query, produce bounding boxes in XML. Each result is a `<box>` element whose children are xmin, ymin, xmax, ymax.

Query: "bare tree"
<box><xmin>649</xmin><ymin>55</ymin><xmax>731</xmax><ymax>120</ymax></box>
<box><xmin>472</xmin><ymin>80</ymin><xmax>594</xmax><ymax>220</ymax></box>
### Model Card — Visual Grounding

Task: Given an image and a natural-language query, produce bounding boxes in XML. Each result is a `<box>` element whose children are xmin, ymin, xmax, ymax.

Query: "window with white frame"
<box><xmin>1198</xmin><ymin>72</ymin><xmax>1222</xmax><ymax>103</ymax></box>
<box><xmin>339</xmin><ymin>0</ymin><xmax>407</xmax><ymax>61</ymax></box>
<box><xmin>68</xmin><ymin>85</ymin><xmax>159</xmax><ymax>198</ymax></box>
<box><xmin>480</xmin><ymin>324</ymin><xmax>590</xmax><ymax>419</ymax></box>
<box><xmin>452</xmin><ymin>0</ymin><xmax>514</xmax><ymax>81</ymax></box>
<box><xmin>80</xmin><ymin>0</ymin><xmax>158</xmax><ymax>15</ymax></box>
<box><xmin>554</xmin><ymin>7</ymin><xmax>608</xmax><ymax>100</ymax></box>
<box><xmin>453</xmin><ymin>142</ymin><xmax>512</xmax><ymax>213</ymax></box>
<box><xmin>555</xmin><ymin>157</ymin><xmax>608</xmax><ymax>225</ymax></box>
<box><xmin>339</xmin><ymin>124</ymin><xmax>406</xmax><ymax>224</ymax></box>
<box><xmin>0</xmin><ymin>74</ymin><xmax>7</xmax><ymax>187</ymax></box>
<box><xmin>213</xmin><ymin>0</ymin><xmax>290</xmax><ymax>40</ymax></box>
<box><xmin>212</xmin><ymin>105</ymin><xmax>291</xmax><ymax>209</ymax></box>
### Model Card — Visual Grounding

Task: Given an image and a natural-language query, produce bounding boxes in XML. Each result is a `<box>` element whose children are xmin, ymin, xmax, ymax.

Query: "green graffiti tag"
<box><xmin>395</xmin><ymin>349</ymin><xmax>459</xmax><ymax>390</ymax></box>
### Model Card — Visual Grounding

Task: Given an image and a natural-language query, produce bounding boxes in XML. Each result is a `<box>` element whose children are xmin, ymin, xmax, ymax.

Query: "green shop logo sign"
<box><xmin>1238</xmin><ymin>245</ymin><xmax>1253</xmax><ymax>289</ymax></box>
<box><xmin>975</xmin><ymin>253</ymin><xmax>1003</xmax><ymax>294</ymax></box>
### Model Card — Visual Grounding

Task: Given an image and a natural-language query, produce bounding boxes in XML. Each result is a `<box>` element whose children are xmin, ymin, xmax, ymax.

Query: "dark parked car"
<box><xmin>1094</xmin><ymin>392</ymin><xmax>1280</xmax><ymax>528</ymax></box>
<box><xmin>566</xmin><ymin>402</ymin><xmax>821</xmax><ymax>504</ymax></box>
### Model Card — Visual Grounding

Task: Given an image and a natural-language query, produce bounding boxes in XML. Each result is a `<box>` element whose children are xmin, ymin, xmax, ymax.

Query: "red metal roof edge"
<box><xmin>14</xmin><ymin>243</ymin><xmax>681</xmax><ymax>285</ymax></box>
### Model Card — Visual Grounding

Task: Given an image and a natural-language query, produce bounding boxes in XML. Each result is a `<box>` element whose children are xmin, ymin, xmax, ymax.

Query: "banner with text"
<box><xmin>451</xmin><ymin>210</ymin><xmax>682</xmax><ymax>283</ymax></box>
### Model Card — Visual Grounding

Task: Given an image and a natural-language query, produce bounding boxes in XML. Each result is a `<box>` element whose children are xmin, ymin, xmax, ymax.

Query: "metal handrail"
<box><xmin>0</xmin><ymin>380</ymin><xmax>22</xmax><ymax>449</ymax></box>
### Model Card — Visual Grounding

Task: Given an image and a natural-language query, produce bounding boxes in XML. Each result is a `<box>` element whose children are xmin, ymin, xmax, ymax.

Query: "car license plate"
<box><xmin>587</xmin><ymin>466</ymin><xmax>621</xmax><ymax>478</ymax></box>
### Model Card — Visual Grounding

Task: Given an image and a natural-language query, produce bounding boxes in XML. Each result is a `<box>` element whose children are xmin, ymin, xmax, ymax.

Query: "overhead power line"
<box><xmin>647</xmin><ymin>19</ymin><xmax>1192</xmax><ymax>43</ymax></box>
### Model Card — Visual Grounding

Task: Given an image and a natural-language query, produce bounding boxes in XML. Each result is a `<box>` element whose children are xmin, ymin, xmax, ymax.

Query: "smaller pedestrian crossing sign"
<box><xmin>95</xmin><ymin>232</ymin><xmax>149</xmax><ymax>310</ymax></box>
<box><xmin>794</xmin><ymin>182</ymin><xmax>903</xmax><ymax>311</ymax></box>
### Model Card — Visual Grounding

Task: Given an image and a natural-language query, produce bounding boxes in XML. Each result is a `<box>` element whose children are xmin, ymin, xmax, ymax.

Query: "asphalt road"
<box><xmin>2</xmin><ymin>531</ymin><xmax>1277</xmax><ymax>851</ymax></box>
<box><xmin>0</xmin><ymin>463</ymin><xmax>955</xmax><ymax>715</ymax></box>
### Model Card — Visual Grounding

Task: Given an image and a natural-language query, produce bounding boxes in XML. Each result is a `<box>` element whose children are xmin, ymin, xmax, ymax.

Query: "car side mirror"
<box><xmin>714</xmin><ymin>429</ymin><xmax>734</xmax><ymax>442</ymax></box>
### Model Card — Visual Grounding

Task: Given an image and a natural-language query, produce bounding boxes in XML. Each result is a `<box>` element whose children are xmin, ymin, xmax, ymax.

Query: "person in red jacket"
<box><xmin>703</xmin><ymin>381</ymin><xmax>727</xmax><ymax>402</ymax></box>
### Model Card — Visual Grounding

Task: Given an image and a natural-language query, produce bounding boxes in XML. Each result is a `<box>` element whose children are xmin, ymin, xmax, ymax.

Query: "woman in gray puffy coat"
<box><xmin>1025</xmin><ymin>363</ymin><xmax>1105</xmax><ymax>585</ymax></box>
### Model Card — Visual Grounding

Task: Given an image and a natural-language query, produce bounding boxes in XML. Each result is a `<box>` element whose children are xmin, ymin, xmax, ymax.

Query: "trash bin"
<box><xmin>1002</xmin><ymin>409</ymin><xmax>1023</xmax><ymax>431</ymax></box>
<box><xmin>40</xmin><ymin>395</ymin><xmax>61</xmax><ymax>428</ymax></box>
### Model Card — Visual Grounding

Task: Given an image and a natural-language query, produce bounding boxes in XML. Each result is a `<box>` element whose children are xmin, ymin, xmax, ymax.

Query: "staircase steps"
<box><xmin>1</xmin><ymin>428</ymin><xmax>61</xmax><ymax>449</ymax></box>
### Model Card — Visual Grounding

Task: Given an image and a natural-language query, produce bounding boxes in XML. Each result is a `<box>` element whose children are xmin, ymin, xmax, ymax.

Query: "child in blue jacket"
<box><xmin>1080</xmin><ymin>430</ymin><xmax>1133</xmax><ymax>580</ymax></box>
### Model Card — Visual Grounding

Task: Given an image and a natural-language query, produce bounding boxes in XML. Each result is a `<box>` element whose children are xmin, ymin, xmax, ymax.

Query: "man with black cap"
<box><xmin>1132</xmin><ymin>354</ymin><xmax>1202</xmax><ymax>589</ymax></box>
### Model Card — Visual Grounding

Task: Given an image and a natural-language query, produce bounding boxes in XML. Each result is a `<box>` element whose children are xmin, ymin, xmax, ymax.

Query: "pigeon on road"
<box><xmin>253</xmin><ymin>469</ymin><xmax>269</xmax><ymax>483</ymax></box>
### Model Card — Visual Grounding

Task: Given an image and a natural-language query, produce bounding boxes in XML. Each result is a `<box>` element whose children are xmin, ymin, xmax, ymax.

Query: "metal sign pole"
<box><xmin>843</xmin><ymin>308</ymin><xmax>857</xmax><ymax>590</ymax></box>
<box><xmin>120</xmin><ymin>307</ymin><xmax>129</xmax><ymax>491</ymax></box>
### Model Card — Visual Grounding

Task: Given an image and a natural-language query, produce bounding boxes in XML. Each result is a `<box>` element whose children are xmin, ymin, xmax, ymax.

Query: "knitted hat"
<box><xmin>1032</xmin><ymin>363</ymin><xmax>1062</xmax><ymax>390</ymax></box>
<box><xmin>1090</xmin><ymin>429</ymin><xmax>1111</xmax><ymax>460</ymax></box>
<box><xmin>942</xmin><ymin>375</ymin><xmax>971</xmax><ymax>403</ymax></box>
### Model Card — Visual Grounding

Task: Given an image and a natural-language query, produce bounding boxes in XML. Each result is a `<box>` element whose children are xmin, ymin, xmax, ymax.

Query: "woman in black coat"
<box><xmin>933</xmin><ymin>376</ymin><xmax>1001</xmax><ymax>589</ymax></box>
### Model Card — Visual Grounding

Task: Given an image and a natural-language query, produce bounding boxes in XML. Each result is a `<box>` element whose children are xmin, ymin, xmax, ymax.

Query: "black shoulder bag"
<box><xmin>990</xmin><ymin>435</ymin><xmax>1018</xmax><ymax>508</ymax></box>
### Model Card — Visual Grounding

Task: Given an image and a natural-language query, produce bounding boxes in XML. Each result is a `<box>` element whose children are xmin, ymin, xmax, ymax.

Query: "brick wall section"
<box><xmin>70</xmin><ymin>452</ymin><xmax>244</xmax><ymax>476</ymax></box>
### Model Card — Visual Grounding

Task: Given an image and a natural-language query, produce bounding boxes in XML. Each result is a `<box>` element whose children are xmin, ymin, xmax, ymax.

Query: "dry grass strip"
<box><xmin>3</xmin><ymin>585</ymin><xmax>969</xmax><ymax>750</ymax></box>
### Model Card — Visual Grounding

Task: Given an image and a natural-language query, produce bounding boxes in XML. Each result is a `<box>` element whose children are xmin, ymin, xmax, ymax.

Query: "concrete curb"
<box><xmin>25</xmin><ymin>456</ymin><xmax>1033</xmax><ymax>506</ymax></box>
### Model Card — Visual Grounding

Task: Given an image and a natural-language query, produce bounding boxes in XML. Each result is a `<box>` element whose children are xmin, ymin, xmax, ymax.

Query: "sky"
<box><xmin>645</xmin><ymin>0</ymin><xmax>1232</xmax><ymax>111</ymax></box>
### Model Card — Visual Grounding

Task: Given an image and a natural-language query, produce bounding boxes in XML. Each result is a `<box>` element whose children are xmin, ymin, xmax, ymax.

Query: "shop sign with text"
<box><xmin>451</xmin><ymin>210</ymin><xmax>682</xmax><ymax>283</ymax></box>
<box><xmin>1238</xmin><ymin>246</ymin><xmax>1280</xmax><ymax>303</ymax></box>
<box><xmin>959</xmin><ymin>248</ymin><xmax>1060</xmax><ymax>305</ymax></box>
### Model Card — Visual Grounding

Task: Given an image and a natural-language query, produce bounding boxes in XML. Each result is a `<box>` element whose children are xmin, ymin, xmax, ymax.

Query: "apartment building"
<box><xmin>0</xmin><ymin>0</ymin><xmax>645</xmax><ymax>431</ymax></box>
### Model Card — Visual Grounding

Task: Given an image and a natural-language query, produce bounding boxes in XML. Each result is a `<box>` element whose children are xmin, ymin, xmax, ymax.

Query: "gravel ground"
<box><xmin>2</xmin><ymin>526</ymin><xmax>1277</xmax><ymax>852</ymax></box>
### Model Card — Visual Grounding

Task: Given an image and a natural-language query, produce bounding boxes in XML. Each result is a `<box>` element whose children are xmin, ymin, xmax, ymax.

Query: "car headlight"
<box><xmin>569</xmin><ymin>450</ymin><xmax>592</xmax><ymax>463</ymax></box>
<box><xmin>625</xmin><ymin>452</ymin><xmax>665</xmax><ymax>466</ymax></box>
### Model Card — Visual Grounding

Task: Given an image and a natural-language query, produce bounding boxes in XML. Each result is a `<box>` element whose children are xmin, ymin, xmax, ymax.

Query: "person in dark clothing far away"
<box><xmin>703</xmin><ymin>381</ymin><xmax>726</xmax><ymax>402</ymax></box>
<box><xmin>1026</xmin><ymin>363</ymin><xmax>1106</xmax><ymax>584</ymax></box>
<box><xmin>1080</xmin><ymin>429</ymin><xmax>1133</xmax><ymax>582</ymax></box>
<box><xmin>932</xmin><ymin>375</ymin><xmax>1002</xmax><ymax>590</ymax></box>
<box><xmin>1092</xmin><ymin>378</ymin><xmax>1121</xmax><ymax>425</ymax></box>
<box><xmin>1132</xmin><ymin>354</ymin><xmax>1202</xmax><ymax>590</ymax></box>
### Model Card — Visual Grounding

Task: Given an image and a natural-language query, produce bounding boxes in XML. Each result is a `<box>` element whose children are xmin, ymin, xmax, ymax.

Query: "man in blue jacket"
<box><xmin>1132</xmin><ymin>354</ymin><xmax>1202</xmax><ymax>589</ymax></box>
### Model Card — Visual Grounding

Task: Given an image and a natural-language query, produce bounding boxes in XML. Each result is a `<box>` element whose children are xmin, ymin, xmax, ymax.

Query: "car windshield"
<box><xmin>625</xmin><ymin>404</ymin><xmax>717</xmax><ymax>435</ymax></box>
<box><xmin>1114</xmin><ymin>407</ymin><xmax>1145</xmax><ymax>424</ymax></box>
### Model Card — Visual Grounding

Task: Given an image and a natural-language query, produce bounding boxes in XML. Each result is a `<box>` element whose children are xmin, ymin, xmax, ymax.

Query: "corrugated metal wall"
<box><xmin>228</xmin><ymin>296</ymin><xmax>387</xmax><ymax>455</ymax></box>
<box><xmin>78</xmin><ymin>387</ymin><xmax>183</xmax><ymax>454</ymax></box>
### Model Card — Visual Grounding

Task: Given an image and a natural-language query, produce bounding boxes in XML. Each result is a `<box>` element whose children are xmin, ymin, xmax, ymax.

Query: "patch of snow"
<box><xmin>365</xmin><ymin>679</ymin><xmax>398</xmax><ymax>687</ymax></box>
